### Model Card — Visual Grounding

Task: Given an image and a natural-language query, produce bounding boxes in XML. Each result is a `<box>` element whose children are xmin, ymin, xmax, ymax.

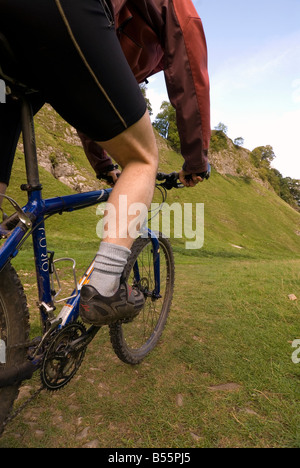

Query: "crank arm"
<box><xmin>68</xmin><ymin>325</ymin><xmax>100</xmax><ymax>353</ymax></box>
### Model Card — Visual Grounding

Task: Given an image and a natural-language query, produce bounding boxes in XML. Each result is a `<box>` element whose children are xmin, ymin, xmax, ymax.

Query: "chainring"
<box><xmin>40</xmin><ymin>322</ymin><xmax>87</xmax><ymax>391</ymax></box>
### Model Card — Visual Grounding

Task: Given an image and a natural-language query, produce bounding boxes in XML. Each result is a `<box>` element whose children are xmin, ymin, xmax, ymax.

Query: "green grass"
<box><xmin>1</xmin><ymin>115</ymin><xmax>300</xmax><ymax>447</ymax></box>
<box><xmin>1</xmin><ymin>256</ymin><xmax>300</xmax><ymax>448</ymax></box>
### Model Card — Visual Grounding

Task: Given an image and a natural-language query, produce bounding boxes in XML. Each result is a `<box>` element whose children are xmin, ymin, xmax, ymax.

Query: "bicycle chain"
<box><xmin>2</xmin><ymin>385</ymin><xmax>45</xmax><ymax>433</ymax></box>
<box><xmin>5</xmin><ymin>340</ymin><xmax>37</xmax><ymax>351</ymax></box>
<box><xmin>1</xmin><ymin>330</ymin><xmax>57</xmax><ymax>432</ymax></box>
<box><xmin>0</xmin><ymin>340</ymin><xmax>40</xmax><ymax>433</ymax></box>
<box><xmin>1</xmin><ymin>322</ymin><xmax>87</xmax><ymax>433</ymax></box>
<box><xmin>1</xmin><ymin>322</ymin><xmax>89</xmax><ymax>433</ymax></box>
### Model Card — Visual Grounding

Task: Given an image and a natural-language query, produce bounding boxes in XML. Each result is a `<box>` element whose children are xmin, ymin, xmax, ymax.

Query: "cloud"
<box><xmin>212</xmin><ymin>105</ymin><xmax>300</xmax><ymax>178</ymax></box>
<box><xmin>211</xmin><ymin>30</ymin><xmax>300</xmax><ymax>98</ymax></box>
<box><xmin>210</xmin><ymin>30</ymin><xmax>300</xmax><ymax>178</ymax></box>
<box><xmin>268</xmin><ymin>109</ymin><xmax>300</xmax><ymax>178</ymax></box>
<box><xmin>292</xmin><ymin>79</ymin><xmax>300</xmax><ymax>104</ymax></box>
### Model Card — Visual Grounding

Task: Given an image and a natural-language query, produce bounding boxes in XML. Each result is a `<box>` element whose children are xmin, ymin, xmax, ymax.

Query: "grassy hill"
<box><xmin>2</xmin><ymin>106</ymin><xmax>300</xmax><ymax>448</ymax></box>
<box><xmin>4</xmin><ymin>104</ymin><xmax>300</xmax><ymax>262</ymax></box>
<box><xmin>155</xmin><ymin>147</ymin><xmax>300</xmax><ymax>261</ymax></box>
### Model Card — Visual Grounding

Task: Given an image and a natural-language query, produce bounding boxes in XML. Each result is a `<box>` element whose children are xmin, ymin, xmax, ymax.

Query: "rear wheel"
<box><xmin>0</xmin><ymin>263</ymin><xmax>29</xmax><ymax>436</ymax></box>
<box><xmin>109</xmin><ymin>233</ymin><xmax>175</xmax><ymax>364</ymax></box>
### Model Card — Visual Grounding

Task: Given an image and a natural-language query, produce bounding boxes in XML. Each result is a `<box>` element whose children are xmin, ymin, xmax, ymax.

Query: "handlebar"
<box><xmin>99</xmin><ymin>164</ymin><xmax>211</xmax><ymax>190</ymax></box>
<box><xmin>156</xmin><ymin>172</ymin><xmax>180</xmax><ymax>190</ymax></box>
<box><xmin>156</xmin><ymin>164</ymin><xmax>211</xmax><ymax>190</ymax></box>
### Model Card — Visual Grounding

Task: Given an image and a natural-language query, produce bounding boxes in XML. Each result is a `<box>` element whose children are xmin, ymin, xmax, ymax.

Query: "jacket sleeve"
<box><xmin>163</xmin><ymin>0</ymin><xmax>211</xmax><ymax>173</ymax></box>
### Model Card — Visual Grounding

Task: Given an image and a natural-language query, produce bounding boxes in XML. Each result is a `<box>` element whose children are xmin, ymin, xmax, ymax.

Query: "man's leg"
<box><xmin>87</xmin><ymin>110</ymin><xmax>158</xmax><ymax>297</ymax></box>
<box><xmin>80</xmin><ymin>110</ymin><xmax>158</xmax><ymax>325</ymax></box>
<box><xmin>0</xmin><ymin>0</ymin><xmax>157</xmax><ymax>324</ymax></box>
<box><xmin>98</xmin><ymin>110</ymin><xmax>158</xmax><ymax>248</ymax></box>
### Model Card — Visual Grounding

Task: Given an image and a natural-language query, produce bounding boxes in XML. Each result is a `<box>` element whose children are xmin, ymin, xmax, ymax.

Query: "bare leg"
<box><xmin>80</xmin><ymin>110</ymin><xmax>158</xmax><ymax>322</ymax></box>
<box><xmin>98</xmin><ymin>110</ymin><xmax>158</xmax><ymax>249</ymax></box>
<box><xmin>81</xmin><ymin>110</ymin><xmax>159</xmax><ymax>323</ymax></box>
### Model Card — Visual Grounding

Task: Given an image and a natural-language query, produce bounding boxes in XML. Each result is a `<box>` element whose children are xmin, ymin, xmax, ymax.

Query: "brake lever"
<box><xmin>158</xmin><ymin>172</ymin><xmax>181</xmax><ymax>190</ymax></box>
<box><xmin>97</xmin><ymin>164</ymin><xmax>120</xmax><ymax>186</ymax></box>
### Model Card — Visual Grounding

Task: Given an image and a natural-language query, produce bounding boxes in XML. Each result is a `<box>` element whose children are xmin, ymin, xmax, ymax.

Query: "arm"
<box><xmin>163</xmin><ymin>0</ymin><xmax>211</xmax><ymax>174</ymax></box>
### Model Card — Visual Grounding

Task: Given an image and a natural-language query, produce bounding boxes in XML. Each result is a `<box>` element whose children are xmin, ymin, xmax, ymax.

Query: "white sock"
<box><xmin>89</xmin><ymin>242</ymin><xmax>131</xmax><ymax>297</ymax></box>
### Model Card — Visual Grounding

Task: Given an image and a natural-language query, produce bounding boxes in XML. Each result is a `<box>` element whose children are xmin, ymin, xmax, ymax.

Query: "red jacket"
<box><xmin>79</xmin><ymin>0</ymin><xmax>211</xmax><ymax>175</ymax></box>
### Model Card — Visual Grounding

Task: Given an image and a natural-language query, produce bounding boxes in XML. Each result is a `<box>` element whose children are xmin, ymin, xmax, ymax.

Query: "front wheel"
<box><xmin>109</xmin><ymin>233</ymin><xmax>175</xmax><ymax>364</ymax></box>
<box><xmin>0</xmin><ymin>263</ymin><xmax>30</xmax><ymax>436</ymax></box>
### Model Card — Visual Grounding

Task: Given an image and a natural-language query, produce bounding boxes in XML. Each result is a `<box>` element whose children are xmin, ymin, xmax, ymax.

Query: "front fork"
<box><xmin>133</xmin><ymin>232</ymin><xmax>161</xmax><ymax>299</ymax></box>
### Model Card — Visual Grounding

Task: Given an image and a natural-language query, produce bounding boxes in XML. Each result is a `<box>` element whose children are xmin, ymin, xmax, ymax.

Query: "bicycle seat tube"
<box><xmin>21</xmin><ymin>96</ymin><xmax>42</xmax><ymax>193</ymax></box>
<box><xmin>20</xmin><ymin>95</ymin><xmax>54</xmax><ymax>322</ymax></box>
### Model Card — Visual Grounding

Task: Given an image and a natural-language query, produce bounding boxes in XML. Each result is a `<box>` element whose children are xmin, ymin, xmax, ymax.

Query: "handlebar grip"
<box><xmin>157</xmin><ymin>172</ymin><xmax>179</xmax><ymax>190</ymax></box>
<box><xmin>156</xmin><ymin>172</ymin><xmax>177</xmax><ymax>181</ymax></box>
<box><xmin>184</xmin><ymin>163</ymin><xmax>211</xmax><ymax>182</ymax></box>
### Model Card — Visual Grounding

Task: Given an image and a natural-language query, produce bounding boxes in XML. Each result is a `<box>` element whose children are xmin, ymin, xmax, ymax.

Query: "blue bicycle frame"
<box><xmin>0</xmin><ymin>186</ymin><xmax>161</xmax><ymax>331</ymax></box>
<box><xmin>0</xmin><ymin>97</ymin><xmax>161</xmax><ymax>333</ymax></box>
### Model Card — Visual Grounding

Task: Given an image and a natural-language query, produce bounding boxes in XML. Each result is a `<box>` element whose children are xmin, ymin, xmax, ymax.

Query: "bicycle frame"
<box><xmin>0</xmin><ymin>96</ymin><xmax>161</xmax><ymax>333</ymax></box>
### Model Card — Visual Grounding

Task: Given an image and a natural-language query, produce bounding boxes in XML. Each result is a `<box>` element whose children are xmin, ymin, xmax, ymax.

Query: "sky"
<box><xmin>147</xmin><ymin>0</ymin><xmax>300</xmax><ymax>179</ymax></box>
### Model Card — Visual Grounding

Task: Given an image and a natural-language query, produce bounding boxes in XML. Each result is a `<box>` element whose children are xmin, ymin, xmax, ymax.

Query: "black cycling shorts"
<box><xmin>0</xmin><ymin>0</ymin><xmax>147</xmax><ymax>142</ymax></box>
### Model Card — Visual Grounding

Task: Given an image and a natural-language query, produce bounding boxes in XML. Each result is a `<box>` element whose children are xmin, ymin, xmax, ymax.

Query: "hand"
<box><xmin>105</xmin><ymin>168</ymin><xmax>121</xmax><ymax>187</ymax></box>
<box><xmin>178</xmin><ymin>170</ymin><xmax>203</xmax><ymax>188</ymax></box>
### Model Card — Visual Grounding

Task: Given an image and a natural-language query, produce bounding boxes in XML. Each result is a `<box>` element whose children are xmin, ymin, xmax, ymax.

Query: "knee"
<box><xmin>99</xmin><ymin>111</ymin><xmax>159</xmax><ymax>173</ymax></box>
<box><xmin>134</xmin><ymin>116</ymin><xmax>159</xmax><ymax>173</ymax></box>
<box><xmin>125</xmin><ymin>144</ymin><xmax>158</xmax><ymax>180</ymax></box>
<box><xmin>143</xmin><ymin>143</ymin><xmax>159</xmax><ymax>173</ymax></box>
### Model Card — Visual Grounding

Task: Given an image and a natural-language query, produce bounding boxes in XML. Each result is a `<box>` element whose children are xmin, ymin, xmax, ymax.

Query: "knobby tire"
<box><xmin>109</xmin><ymin>233</ymin><xmax>175</xmax><ymax>365</ymax></box>
<box><xmin>0</xmin><ymin>263</ymin><xmax>30</xmax><ymax>436</ymax></box>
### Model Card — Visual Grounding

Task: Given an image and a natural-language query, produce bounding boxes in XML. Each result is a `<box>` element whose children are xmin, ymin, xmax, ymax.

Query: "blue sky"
<box><xmin>148</xmin><ymin>0</ymin><xmax>300</xmax><ymax>178</ymax></box>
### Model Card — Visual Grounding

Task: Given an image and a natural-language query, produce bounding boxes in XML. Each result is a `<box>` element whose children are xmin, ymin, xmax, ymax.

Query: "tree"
<box><xmin>234</xmin><ymin>137</ymin><xmax>244</xmax><ymax>147</ymax></box>
<box><xmin>287</xmin><ymin>178</ymin><xmax>300</xmax><ymax>208</ymax></box>
<box><xmin>214</xmin><ymin>122</ymin><xmax>228</xmax><ymax>135</ymax></box>
<box><xmin>278</xmin><ymin>176</ymin><xmax>295</xmax><ymax>206</ymax></box>
<box><xmin>251</xmin><ymin>145</ymin><xmax>276</xmax><ymax>168</ymax></box>
<box><xmin>153</xmin><ymin>101</ymin><xmax>180</xmax><ymax>152</ymax></box>
<box><xmin>260</xmin><ymin>145</ymin><xmax>276</xmax><ymax>164</ymax></box>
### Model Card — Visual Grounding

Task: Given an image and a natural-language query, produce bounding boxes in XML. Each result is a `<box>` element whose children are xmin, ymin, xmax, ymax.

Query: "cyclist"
<box><xmin>78</xmin><ymin>0</ymin><xmax>211</xmax><ymax>189</ymax></box>
<box><xmin>0</xmin><ymin>0</ymin><xmax>210</xmax><ymax>326</ymax></box>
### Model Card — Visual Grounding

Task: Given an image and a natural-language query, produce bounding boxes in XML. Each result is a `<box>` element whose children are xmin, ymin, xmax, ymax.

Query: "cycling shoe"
<box><xmin>79</xmin><ymin>280</ymin><xmax>145</xmax><ymax>326</ymax></box>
